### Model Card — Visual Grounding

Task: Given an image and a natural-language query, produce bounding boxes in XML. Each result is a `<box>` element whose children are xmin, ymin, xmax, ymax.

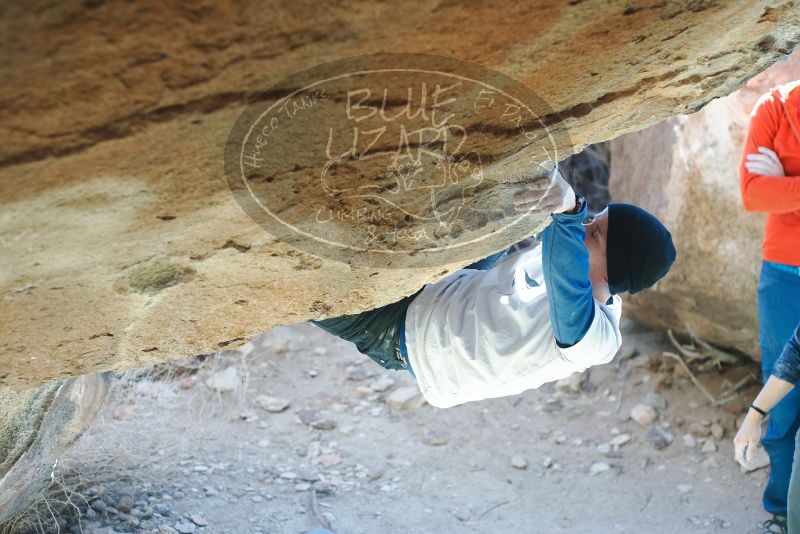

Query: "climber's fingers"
<box><xmin>513</xmin><ymin>188</ymin><xmax>563</xmax><ymax>214</ymax></box>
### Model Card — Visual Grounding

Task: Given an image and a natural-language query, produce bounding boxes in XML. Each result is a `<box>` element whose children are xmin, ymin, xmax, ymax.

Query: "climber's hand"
<box><xmin>513</xmin><ymin>167</ymin><xmax>576</xmax><ymax>216</ymax></box>
<box><xmin>745</xmin><ymin>146</ymin><xmax>785</xmax><ymax>177</ymax></box>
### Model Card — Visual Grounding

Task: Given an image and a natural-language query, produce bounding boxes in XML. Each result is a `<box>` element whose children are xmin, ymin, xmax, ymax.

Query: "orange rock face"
<box><xmin>611</xmin><ymin>48</ymin><xmax>800</xmax><ymax>358</ymax></box>
<box><xmin>1</xmin><ymin>1</ymin><xmax>800</xmax><ymax>389</ymax></box>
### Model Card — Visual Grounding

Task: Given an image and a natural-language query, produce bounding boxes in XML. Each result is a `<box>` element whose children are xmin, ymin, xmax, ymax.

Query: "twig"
<box><xmin>639</xmin><ymin>492</ymin><xmax>653</xmax><ymax>512</ymax></box>
<box><xmin>691</xmin><ymin>334</ymin><xmax>740</xmax><ymax>365</ymax></box>
<box><xmin>476</xmin><ymin>499</ymin><xmax>512</xmax><ymax>521</ymax></box>
<box><xmin>662</xmin><ymin>352</ymin><xmax>740</xmax><ymax>406</ymax></box>
<box><xmin>616</xmin><ymin>367</ymin><xmax>630</xmax><ymax>414</ymax></box>
<box><xmin>667</xmin><ymin>330</ymin><xmax>703</xmax><ymax>361</ymax></box>
<box><xmin>309</xmin><ymin>489</ymin><xmax>331</xmax><ymax>530</ymax></box>
<box><xmin>723</xmin><ymin>372</ymin><xmax>757</xmax><ymax>397</ymax></box>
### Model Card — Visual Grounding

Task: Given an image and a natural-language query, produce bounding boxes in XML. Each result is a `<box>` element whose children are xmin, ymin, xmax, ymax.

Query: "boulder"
<box><xmin>610</xmin><ymin>48</ymin><xmax>800</xmax><ymax>358</ymax></box>
<box><xmin>1</xmin><ymin>1</ymin><xmax>800</xmax><ymax>391</ymax></box>
<box><xmin>0</xmin><ymin>374</ymin><xmax>109</xmax><ymax>524</ymax></box>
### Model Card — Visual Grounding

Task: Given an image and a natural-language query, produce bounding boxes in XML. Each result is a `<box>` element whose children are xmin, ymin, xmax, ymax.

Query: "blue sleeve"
<box><xmin>772</xmin><ymin>322</ymin><xmax>800</xmax><ymax>385</ymax></box>
<box><xmin>541</xmin><ymin>201</ymin><xmax>595</xmax><ymax>348</ymax></box>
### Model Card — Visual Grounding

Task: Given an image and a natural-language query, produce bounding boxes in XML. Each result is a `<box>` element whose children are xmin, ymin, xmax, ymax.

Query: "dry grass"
<box><xmin>0</xmin><ymin>343</ymin><xmax>259</xmax><ymax>534</ymax></box>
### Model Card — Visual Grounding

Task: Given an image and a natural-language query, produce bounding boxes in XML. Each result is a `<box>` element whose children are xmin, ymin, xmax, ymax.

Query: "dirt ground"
<box><xmin>6</xmin><ymin>319</ymin><xmax>775</xmax><ymax>534</ymax></box>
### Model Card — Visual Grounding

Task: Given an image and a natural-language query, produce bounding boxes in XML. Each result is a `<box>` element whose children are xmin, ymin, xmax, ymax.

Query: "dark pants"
<box><xmin>310</xmin><ymin>247</ymin><xmax>514</xmax><ymax>370</ymax></box>
<box><xmin>758</xmin><ymin>261</ymin><xmax>800</xmax><ymax>515</ymax></box>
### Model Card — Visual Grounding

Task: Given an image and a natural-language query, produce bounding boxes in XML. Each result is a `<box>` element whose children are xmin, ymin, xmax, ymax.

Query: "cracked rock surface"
<box><xmin>2</xmin><ymin>0</ymin><xmax>800</xmax><ymax>391</ymax></box>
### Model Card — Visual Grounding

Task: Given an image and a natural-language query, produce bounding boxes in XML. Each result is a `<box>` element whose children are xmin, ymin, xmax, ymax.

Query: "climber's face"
<box><xmin>583</xmin><ymin>207</ymin><xmax>610</xmax><ymax>301</ymax></box>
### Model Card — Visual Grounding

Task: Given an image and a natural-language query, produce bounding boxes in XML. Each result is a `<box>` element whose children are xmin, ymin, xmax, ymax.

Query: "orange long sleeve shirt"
<box><xmin>740</xmin><ymin>81</ymin><xmax>800</xmax><ymax>266</ymax></box>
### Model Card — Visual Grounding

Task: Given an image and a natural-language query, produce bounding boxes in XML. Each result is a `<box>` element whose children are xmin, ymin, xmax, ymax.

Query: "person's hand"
<box><xmin>733</xmin><ymin>411</ymin><xmax>764</xmax><ymax>467</ymax></box>
<box><xmin>513</xmin><ymin>167</ymin><xmax>576</xmax><ymax>218</ymax></box>
<box><xmin>745</xmin><ymin>146</ymin><xmax>785</xmax><ymax>177</ymax></box>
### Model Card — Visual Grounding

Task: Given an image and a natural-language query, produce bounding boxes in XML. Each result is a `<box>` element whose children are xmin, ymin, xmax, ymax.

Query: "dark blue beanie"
<box><xmin>606</xmin><ymin>203</ymin><xmax>676</xmax><ymax>295</ymax></box>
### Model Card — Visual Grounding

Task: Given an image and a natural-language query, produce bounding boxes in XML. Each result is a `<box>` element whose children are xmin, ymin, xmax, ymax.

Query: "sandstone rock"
<box><xmin>0</xmin><ymin>373</ymin><xmax>109</xmax><ymax>524</ymax></box>
<box><xmin>555</xmin><ymin>372</ymin><xmax>585</xmax><ymax>394</ymax></box>
<box><xmin>174</xmin><ymin>522</ymin><xmax>197</xmax><ymax>534</ymax></box>
<box><xmin>318</xmin><ymin>454</ymin><xmax>341</xmax><ymax>468</ymax></box>
<box><xmin>610</xmin><ymin>434</ymin><xmax>632</xmax><ymax>448</ymax></box>
<box><xmin>421</xmin><ymin>431</ymin><xmax>448</xmax><ymax>447</ymax></box>
<box><xmin>688</xmin><ymin>421</ymin><xmax>712</xmax><ymax>438</ymax></box>
<box><xmin>645</xmin><ymin>392</ymin><xmax>667</xmax><ymax>411</ymax></box>
<box><xmin>254</xmin><ymin>395</ymin><xmax>291</xmax><ymax>413</ymax></box>
<box><xmin>646</xmin><ymin>425</ymin><xmax>675</xmax><ymax>450</ymax></box>
<box><xmin>386</xmin><ymin>387</ymin><xmax>426</xmax><ymax>411</ymax></box>
<box><xmin>510</xmin><ymin>455</ymin><xmax>528</xmax><ymax>470</ymax></box>
<box><xmin>453</xmin><ymin>509</ymin><xmax>472</xmax><ymax>523</ymax></box>
<box><xmin>610</xmin><ymin>49</ymin><xmax>800</xmax><ymax>359</ymax></box>
<box><xmin>589</xmin><ymin>462</ymin><xmax>611</xmax><ymax>475</ymax></box>
<box><xmin>597</xmin><ymin>443</ymin><xmax>615</xmax><ymax>456</ymax></box>
<box><xmin>2</xmin><ymin>4</ymin><xmax>800</xmax><ymax>524</ymax></box>
<box><xmin>189</xmin><ymin>514</ymin><xmax>207</xmax><ymax>527</ymax></box>
<box><xmin>310</xmin><ymin>420</ymin><xmax>337</xmax><ymax>431</ymax></box>
<box><xmin>701</xmin><ymin>439</ymin><xmax>718</xmax><ymax>453</ymax></box>
<box><xmin>3</xmin><ymin>2</ymin><xmax>800</xmax><ymax>393</ymax></box>
<box><xmin>204</xmin><ymin>367</ymin><xmax>239</xmax><ymax>392</ymax></box>
<box><xmin>741</xmin><ymin>446</ymin><xmax>771</xmax><ymax>473</ymax></box>
<box><xmin>630</xmin><ymin>404</ymin><xmax>657</xmax><ymax>426</ymax></box>
<box><xmin>345</xmin><ymin>367</ymin><xmax>372</xmax><ymax>382</ymax></box>
<box><xmin>368</xmin><ymin>376</ymin><xmax>396</xmax><ymax>393</ymax></box>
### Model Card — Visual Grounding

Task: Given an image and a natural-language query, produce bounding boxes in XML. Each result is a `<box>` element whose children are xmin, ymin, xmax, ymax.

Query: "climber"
<box><xmin>738</xmin><ymin>80</ymin><xmax>800</xmax><ymax>534</ymax></box>
<box><xmin>311</xmin><ymin>165</ymin><xmax>676</xmax><ymax>409</ymax></box>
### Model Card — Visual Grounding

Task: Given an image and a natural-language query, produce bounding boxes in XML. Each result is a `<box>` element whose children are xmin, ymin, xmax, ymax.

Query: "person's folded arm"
<box><xmin>739</xmin><ymin>91</ymin><xmax>800</xmax><ymax>213</ymax></box>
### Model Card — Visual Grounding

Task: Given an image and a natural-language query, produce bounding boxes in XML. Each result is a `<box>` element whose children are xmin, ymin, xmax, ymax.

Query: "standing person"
<box><xmin>735</xmin><ymin>322</ymin><xmax>800</xmax><ymax>533</ymax></box>
<box><xmin>740</xmin><ymin>80</ymin><xmax>800</xmax><ymax>532</ymax></box>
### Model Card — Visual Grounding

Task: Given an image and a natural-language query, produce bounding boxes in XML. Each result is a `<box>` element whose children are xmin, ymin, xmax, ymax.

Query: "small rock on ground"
<box><xmin>369</xmin><ymin>376</ymin><xmax>396</xmax><ymax>392</ymax></box>
<box><xmin>255</xmin><ymin>395</ymin><xmax>291</xmax><ymax>413</ymax></box>
<box><xmin>510</xmin><ymin>454</ymin><xmax>528</xmax><ymax>469</ymax></box>
<box><xmin>646</xmin><ymin>425</ymin><xmax>674</xmax><ymax>450</ymax></box>
<box><xmin>630</xmin><ymin>404</ymin><xmax>657</xmax><ymax>426</ymax></box>
<box><xmin>386</xmin><ymin>387</ymin><xmax>426</xmax><ymax>411</ymax></box>
<box><xmin>204</xmin><ymin>367</ymin><xmax>239</xmax><ymax>392</ymax></box>
<box><xmin>589</xmin><ymin>462</ymin><xmax>611</xmax><ymax>475</ymax></box>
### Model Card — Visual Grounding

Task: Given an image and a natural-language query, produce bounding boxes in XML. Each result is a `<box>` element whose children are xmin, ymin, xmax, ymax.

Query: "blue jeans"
<box><xmin>758</xmin><ymin>261</ymin><xmax>800</xmax><ymax>515</ymax></box>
